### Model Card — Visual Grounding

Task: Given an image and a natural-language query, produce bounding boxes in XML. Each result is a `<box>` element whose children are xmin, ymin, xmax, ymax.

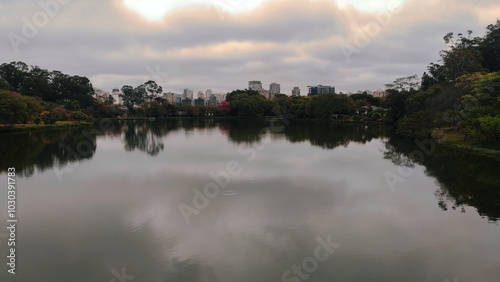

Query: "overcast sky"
<box><xmin>1</xmin><ymin>0</ymin><xmax>499</xmax><ymax>95</ymax></box>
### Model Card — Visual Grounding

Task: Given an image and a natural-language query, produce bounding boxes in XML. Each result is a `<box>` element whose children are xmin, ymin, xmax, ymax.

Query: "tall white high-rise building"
<box><xmin>183</xmin><ymin>88</ymin><xmax>193</xmax><ymax>100</ymax></box>
<box><xmin>249</xmin><ymin>81</ymin><xmax>263</xmax><ymax>91</ymax></box>
<box><xmin>269</xmin><ymin>83</ymin><xmax>280</xmax><ymax>95</ymax></box>
<box><xmin>206</xmin><ymin>89</ymin><xmax>213</xmax><ymax>97</ymax></box>
<box><xmin>197</xmin><ymin>91</ymin><xmax>204</xmax><ymax>99</ymax></box>
<box><xmin>292</xmin><ymin>87</ymin><xmax>300</xmax><ymax>96</ymax></box>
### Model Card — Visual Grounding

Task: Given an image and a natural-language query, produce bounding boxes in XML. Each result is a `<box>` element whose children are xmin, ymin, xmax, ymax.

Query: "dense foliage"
<box><xmin>383</xmin><ymin>19</ymin><xmax>500</xmax><ymax>148</ymax></box>
<box><xmin>0</xmin><ymin>62</ymin><xmax>114</xmax><ymax>124</ymax></box>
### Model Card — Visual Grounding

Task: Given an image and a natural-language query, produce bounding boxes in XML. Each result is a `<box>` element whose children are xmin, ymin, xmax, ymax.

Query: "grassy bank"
<box><xmin>110</xmin><ymin>116</ymin><xmax>235</xmax><ymax>120</ymax></box>
<box><xmin>433</xmin><ymin>128</ymin><xmax>500</xmax><ymax>160</ymax></box>
<box><xmin>0</xmin><ymin>121</ymin><xmax>93</xmax><ymax>134</ymax></box>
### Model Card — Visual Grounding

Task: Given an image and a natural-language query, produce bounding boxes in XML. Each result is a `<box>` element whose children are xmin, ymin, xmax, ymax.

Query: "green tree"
<box><xmin>385</xmin><ymin>75</ymin><xmax>420</xmax><ymax>92</ymax></box>
<box><xmin>142</xmin><ymin>102</ymin><xmax>167</xmax><ymax>117</ymax></box>
<box><xmin>120</xmin><ymin>84</ymin><xmax>147</xmax><ymax>111</ymax></box>
<box><xmin>19</xmin><ymin>66</ymin><xmax>52</xmax><ymax>100</ymax></box>
<box><xmin>0</xmin><ymin>90</ymin><xmax>44</xmax><ymax>124</ymax></box>
<box><xmin>231</xmin><ymin>94</ymin><xmax>272</xmax><ymax>116</ymax></box>
<box><xmin>0</xmin><ymin>79</ymin><xmax>11</xmax><ymax>90</ymax></box>
<box><xmin>479</xmin><ymin>19</ymin><xmax>500</xmax><ymax>72</ymax></box>
<box><xmin>382</xmin><ymin>90</ymin><xmax>410</xmax><ymax>124</ymax></box>
<box><xmin>308</xmin><ymin>94</ymin><xmax>356</xmax><ymax>119</ymax></box>
<box><xmin>144</xmin><ymin>80</ymin><xmax>163</xmax><ymax>102</ymax></box>
<box><xmin>349</xmin><ymin>92</ymin><xmax>381</xmax><ymax>107</ymax></box>
<box><xmin>0</xmin><ymin>61</ymin><xmax>29</xmax><ymax>91</ymax></box>
<box><xmin>71</xmin><ymin>111</ymin><xmax>89</xmax><ymax>122</ymax></box>
<box><xmin>398</xmin><ymin>110</ymin><xmax>436</xmax><ymax>138</ymax></box>
<box><xmin>104</xmin><ymin>95</ymin><xmax>116</xmax><ymax>105</ymax></box>
<box><xmin>0</xmin><ymin>90</ymin><xmax>28</xmax><ymax>124</ymax></box>
<box><xmin>226</xmin><ymin>89</ymin><xmax>260</xmax><ymax>103</ymax></box>
<box><xmin>21</xmin><ymin>96</ymin><xmax>44</xmax><ymax>123</ymax></box>
<box><xmin>477</xmin><ymin>116</ymin><xmax>500</xmax><ymax>141</ymax></box>
<box><xmin>424</xmin><ymin>30</ymin><xmax>483</xmax><ymax>85</ymax></box>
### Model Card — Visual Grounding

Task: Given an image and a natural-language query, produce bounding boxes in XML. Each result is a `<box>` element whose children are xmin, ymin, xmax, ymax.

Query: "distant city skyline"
<box><xmin>99</xmin><ymin>80</ymin><xmax>365</xmax><ymax>97</ymax></box>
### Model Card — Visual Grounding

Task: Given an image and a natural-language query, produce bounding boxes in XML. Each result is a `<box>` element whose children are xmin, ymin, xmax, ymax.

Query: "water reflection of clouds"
<box><xmin>121</xmin><ymin>175</ymin><xmax>346</xmax><ymax>280</ymax></box>
<box><xmin>115</xmin><ymin>169</ymin><xmax>500</xmax><ymax>281</ymax></box>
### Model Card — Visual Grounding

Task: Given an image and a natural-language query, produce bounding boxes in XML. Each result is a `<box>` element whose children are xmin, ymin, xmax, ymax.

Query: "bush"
<box><xmin>0</xmin><ymin>90</ymin><xmax>43</xmax><ymax>124</ymax></box>
<box><xmin>71</xmin><ymin>111</ymin><xmax>89</xmax><ymax>122</ymax></box>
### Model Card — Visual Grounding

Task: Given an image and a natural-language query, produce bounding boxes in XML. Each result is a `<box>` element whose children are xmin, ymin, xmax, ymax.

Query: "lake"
<box><xmin>0</xmin><ymin>119</ymin><xmax>499</xmax><ymax>282</ymax></box>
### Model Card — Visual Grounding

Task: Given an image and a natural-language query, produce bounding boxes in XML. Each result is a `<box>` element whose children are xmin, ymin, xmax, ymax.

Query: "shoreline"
<box><xmin>0</xmin><ymin>121</ymin><xmax>93</xmax><ymax>134</ymax></box>
<box><xmin>393</xmin><ymin>128</ymin><xmax>500</xmax><ymax>161</ymax></box>
<box><xmin>433</xmin><ymin>129</ymin><xmax>500</xmax><ymax>160</ymax></box>
<box><xmin>436</xmin><ymin>139</ymin><xmax>500</xmax><ymax>161</ymax></box>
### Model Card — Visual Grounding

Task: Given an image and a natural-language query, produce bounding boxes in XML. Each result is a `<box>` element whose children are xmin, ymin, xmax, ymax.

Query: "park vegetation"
<box><xmin>383</xmin><ymin>19</ymin><xmax>500</xmax><ymax>149</ymax></box>
<box><xmin>0</xmin><ymin>61</ymin><xmax>107</xmax><ymax>125</ymax></box>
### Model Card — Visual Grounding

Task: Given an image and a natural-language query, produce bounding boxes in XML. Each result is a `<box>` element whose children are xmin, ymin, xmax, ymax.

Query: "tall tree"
<box><xmin>479</xmin><ymin>19</ymin><xmax>500</xmax><ymax>72</ymax></box>
<box><xmin>144</xmin><ymin>80</ymin><xmax>163</xmax><ymax>102</ymax></box>
<box><xmin>385</xmin><ymin>75</ymin><xmax>420</xmax><ymax>92</ymax></box>
<box><xmin>120</xmin><ymin>84</ymin><xmax>146</xmax><ymax>111</ymax></box>
<box><xmin>19</xmin><ymin>66</ymin><xmax>52</xmax><ymax>100</ymax></box>
<box><xmin>0</xmin><ymin>62</ymin><xmax>29</xmax><ymax>91</ymax></box>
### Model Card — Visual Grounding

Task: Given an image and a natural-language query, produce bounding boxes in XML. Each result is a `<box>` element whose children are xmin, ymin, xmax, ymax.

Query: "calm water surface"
<box><xmin>0</xmin><ymin>119</ymin><xmax>499</xmax><ymax>282</ymax></box>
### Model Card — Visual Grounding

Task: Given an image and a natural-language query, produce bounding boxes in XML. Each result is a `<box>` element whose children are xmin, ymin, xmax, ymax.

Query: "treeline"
<box><xmin>383</xmin><ymin>19</ymin><xmax>500</xmax><ymax>146</ymax></box>
<box><xmin>115</xmin><ymin>83</ymin><xmax>384</xmax><ymax>120</ymax></box>
<box><xmin>223</xmin><ymin>89</ymin><xmax>383</xmax><ymax>120</ymax></box>
<box><xmin>0</xmin><ymin>62</ymin><xmax>114</xmax><ymax>124</ymax></box>
<box><xmin>116</xmin><ymin>86</ymin><xmax>384</xmax><ymax>120</ymax></box>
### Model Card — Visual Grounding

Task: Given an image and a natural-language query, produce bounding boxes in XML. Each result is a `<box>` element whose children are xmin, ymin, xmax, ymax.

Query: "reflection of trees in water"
<box><xmin>0</xmin><ymin>119</ymin><xmax>224</xmax><ymax>176</ymax></box>
<box><xmin>123</xmin><ymin>122</ymin><xmax>164</xmax><ymax>156</ymax></box>
<box><xmin>283</xmin><ymin>121</ymin><xmax>387</xmax><ymax>149</ymax></box>
<box><xmin>222</xmin><ymin>118</ymin><xmax>269</xmax><ymax>144</ymax></box>
<box><xmin>112</xmin><ymin>119</ymin><xmax>220</xmax><ymax>156</ymax></box>
<box><xmin>384</xmin><ymin>137</ymin><xmax>500</xmax><ymax>222</ymax></box>
<box><xmin>383</xmin><ymin>143</ymin><xmax>416</xmax><ymax>168</ymax></box>
<box><xmin>221</xmin><ymin>119</ymin><xmax>388</xmax><ymax>149</ymax></box>
<box><xmin>0</xmin><ymin>129</ymin><xmax>96</xmax><ymax>177</ymax></box>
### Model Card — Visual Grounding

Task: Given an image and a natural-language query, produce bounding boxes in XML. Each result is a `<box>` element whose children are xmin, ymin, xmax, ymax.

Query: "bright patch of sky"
<box><xmin>336</xmin><ymin>0</ymin><xmax>405</xmax><ymax>13</ymax></box>
<box><xmin>124</xmin><ymin>0</ymin><xmax>267</xmax><ymax>21</ymax></box>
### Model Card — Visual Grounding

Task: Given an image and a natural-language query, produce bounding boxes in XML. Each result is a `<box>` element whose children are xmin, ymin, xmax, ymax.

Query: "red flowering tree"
<box><xmin>219</xmin><ymin>100</ymin><xmax>230</xmax><ymax>115</ymax></box>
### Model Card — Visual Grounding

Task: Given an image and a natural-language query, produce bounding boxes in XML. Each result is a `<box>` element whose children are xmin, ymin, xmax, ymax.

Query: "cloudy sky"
<box><xmin>1</xmin><ymin>0</ymin><xmax>499</xmax><ymax>95</ymax></box>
